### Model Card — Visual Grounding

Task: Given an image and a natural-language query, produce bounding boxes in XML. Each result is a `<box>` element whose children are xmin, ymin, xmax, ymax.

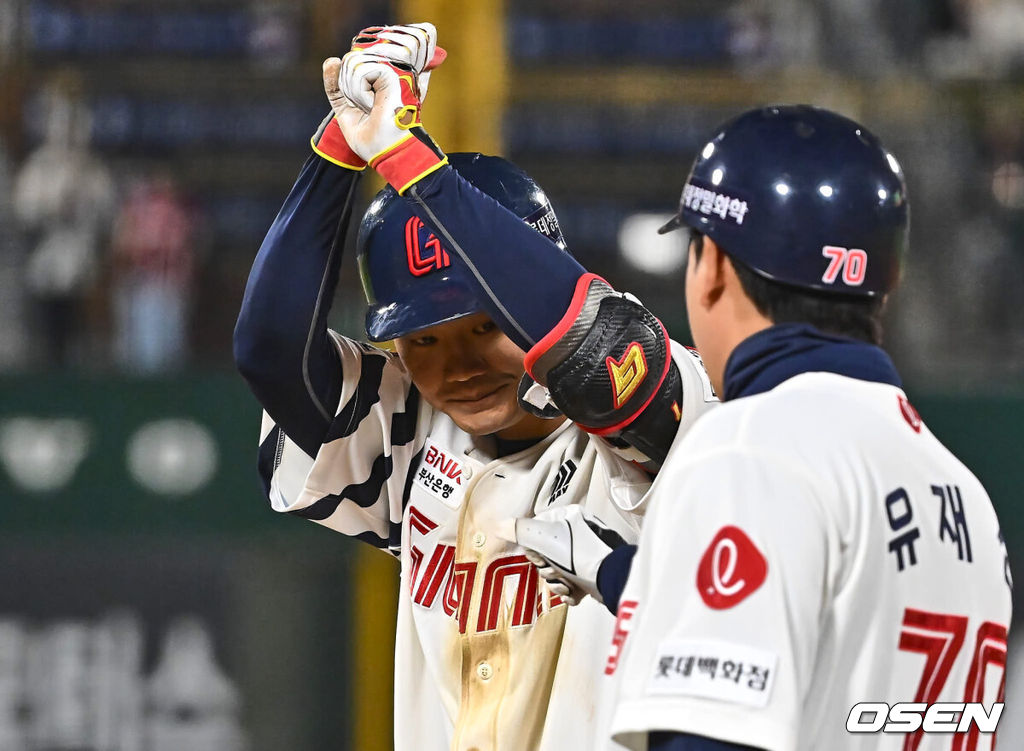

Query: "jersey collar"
<box><xmin>723</xmin><ymin>322</ymin><xmax>902</xmax><ymax>401</ymax></box>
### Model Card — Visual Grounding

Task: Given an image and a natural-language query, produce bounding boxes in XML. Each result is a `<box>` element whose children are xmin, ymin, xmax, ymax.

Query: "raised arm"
<box><xmin>328</xmin><ymin>50</ymin><xmax>716</xmax><ymax>469</ymax></box>
<box><xmin>235</xmin><ymin>24</ymin><xmax>446</xmax><ymax>458</ymax></box>
<box><xmin>233</xmin><ymin>133</ymin><xmax>360</xmax><ymax>458</ymax></box>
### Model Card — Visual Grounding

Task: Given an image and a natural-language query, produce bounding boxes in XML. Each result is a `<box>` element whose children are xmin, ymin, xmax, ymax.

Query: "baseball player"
<box><xmin>330</xmin><ymin>52</ymin><xmax>1011</xmax><ymax>749</ymax></box>
<box><xmin>234</xmin><ymin>24</ymin><xmax>716</xmax><ymax>751</ymax></box>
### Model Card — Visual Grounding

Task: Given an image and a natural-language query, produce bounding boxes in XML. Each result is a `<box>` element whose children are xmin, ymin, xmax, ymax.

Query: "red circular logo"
<box><xmin>696</xmin><ymin>526</ymin><xmax>768</xmax><ymax>609</ymax></box>
<box><xmin>898</xmin><ymin>394</ymin><xmax>922</xmax><ymax>433</ymax></box>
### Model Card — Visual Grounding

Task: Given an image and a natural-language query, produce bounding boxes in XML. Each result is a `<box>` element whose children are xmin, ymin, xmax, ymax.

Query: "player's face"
<box><xmin>396</xmin><ymin>313</ymin><xmax>563</xmax><ymax>440</ymax></box>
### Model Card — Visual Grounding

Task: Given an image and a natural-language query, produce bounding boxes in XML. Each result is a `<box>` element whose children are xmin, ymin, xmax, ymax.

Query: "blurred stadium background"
<box><xmin>0</xmin><ymin>0</ymin><xmax>1021</xmax><ymax>748</ymax></box>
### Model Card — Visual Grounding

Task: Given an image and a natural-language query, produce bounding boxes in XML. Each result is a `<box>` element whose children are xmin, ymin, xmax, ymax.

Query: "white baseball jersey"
<box><xmin>258</xmin><ymin>332</ymin><xmax>717</xmax><ymax>751</ymax></box>
<box><xmin>606</xmin><ymin>372</ymin><xmax>1011</xmax><ymax>751</ymax></box>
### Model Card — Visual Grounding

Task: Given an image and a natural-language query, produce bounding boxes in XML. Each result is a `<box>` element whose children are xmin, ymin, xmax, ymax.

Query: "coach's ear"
<box><xmin>690</xmin><ymin>235</ymin><xmax>728</xmax><ymax>312</ymax></box>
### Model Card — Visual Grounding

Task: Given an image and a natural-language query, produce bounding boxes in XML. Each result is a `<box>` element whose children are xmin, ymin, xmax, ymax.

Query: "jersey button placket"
<box><xmin>476</xmin><ymin>661</ymin><xmax>493</xmax><ymax>681</ymax></box>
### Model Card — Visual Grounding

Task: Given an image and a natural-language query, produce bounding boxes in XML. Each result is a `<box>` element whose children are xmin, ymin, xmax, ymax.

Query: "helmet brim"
<box><xmin>657</xmin><ymin>214</ymin><xmax>685</xmax><ymax>235</ymax></box>
<box><xmin>365</xmin><ymin>286</ymin><xmax>482</xmax><ymax>342</ymax></box>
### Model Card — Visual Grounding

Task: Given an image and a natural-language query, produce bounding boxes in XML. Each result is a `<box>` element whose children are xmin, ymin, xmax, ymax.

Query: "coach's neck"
<box><xmin>685</xmin><ymin>236</ymin><xmax>772</xmax><ymax>399</ymax></box>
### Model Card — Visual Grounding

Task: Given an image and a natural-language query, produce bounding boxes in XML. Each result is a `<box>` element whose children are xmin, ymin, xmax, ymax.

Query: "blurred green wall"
<box><xmin>0</xmin><ymin>373</ymin><xmax>372</xmax><ymax>751</ymax></box>
<box><xmin>1</xmin><ymin>375</ymin><xmax>1017</xmax><ymax>559</ymax></box>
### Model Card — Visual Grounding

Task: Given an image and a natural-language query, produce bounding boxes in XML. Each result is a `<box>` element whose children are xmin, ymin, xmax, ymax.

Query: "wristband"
<box><xmin>369</xmin><ymin>126</ymin><xmax>447</xmax><ymax>194</ymax></box>
<box><xmin>311</xmin><ymin>114</ymin><xmax>366</xmax><ymax>171</ymax></box>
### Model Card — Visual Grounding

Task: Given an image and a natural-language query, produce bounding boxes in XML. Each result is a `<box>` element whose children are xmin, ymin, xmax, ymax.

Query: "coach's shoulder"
<box><xmin>666</xmin><ymin>373</ymin><xmax>835</xmax><ymax>456</ymax></box>
<box><xmin>662</xmin><ymin>394</ymin><xmax>748</xmax><ymax>467</ymax></box>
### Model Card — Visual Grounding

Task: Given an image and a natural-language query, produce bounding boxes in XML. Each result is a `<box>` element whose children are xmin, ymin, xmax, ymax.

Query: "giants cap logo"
<box><xmin>696</xmin><ymin>526</ymin><xmax>768</xmax><ymax>609</ymax></box>
<box><xmin>406</xmin><ymin>216</ymin><xmax>451</xmax><ymax>276</ymax></box>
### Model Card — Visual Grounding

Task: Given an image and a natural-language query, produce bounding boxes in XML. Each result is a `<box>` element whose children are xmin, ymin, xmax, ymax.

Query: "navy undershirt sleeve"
<box><xmin>649</xmin><ymin>731</ymin><xmax>766</xmax><ymax>751</ymax></box>
<box><xmin>234</xmin><ymin>154</ymin><xmax>359</xmax><ymax>458</ymax></box>
<box><xmin>405</xmin><ymin>166</ymin><xmax>586</xmax><ymax>352</ymax></box>
<box><xmin>596</xmin><ymin>543</ymin><xmax>637</xmax><ymax>614</ymax></box>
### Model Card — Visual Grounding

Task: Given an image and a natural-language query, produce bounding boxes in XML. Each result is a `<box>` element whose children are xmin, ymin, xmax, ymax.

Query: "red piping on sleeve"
<box><xmin>524</xmin><ymin>273</ymin><xmax>607</xmax><ymax>377</ymax></box>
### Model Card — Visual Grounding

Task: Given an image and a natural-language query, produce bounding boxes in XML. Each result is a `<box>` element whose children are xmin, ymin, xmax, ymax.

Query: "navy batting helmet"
<box><xmin>659</xmin><ymin>105</ymin><xmax>909</xmax><ymax>296</ymax></box>
<box><xmin>357</xmin><ymin>153</ymin><xmax>567</xmax><ymax>341</ymax></box>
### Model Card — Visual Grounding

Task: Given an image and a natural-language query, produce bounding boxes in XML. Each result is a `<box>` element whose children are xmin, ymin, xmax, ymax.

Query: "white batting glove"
<box><xmin>310</xmin><ymin>24</ymin><xmax>444</xmax><ymax>171</ymax></box>
<box><xmin>324</xmin><ymin>51</ymin><xmax>447</xmax><ymax>194</ymax></box>
<box><xmin>329</xmin><ymin>51</ymin><xmax>422</xmax><ymax>157</ymax></box>
<box><xmin>511</xmin><ymin>506</ymin><xmax>628</xmax><ymax>605</ymax></box>
<box><xmin>349</xmin><ymin>23</ymin><xmax>446</xmax><ymax>107</ymax></box>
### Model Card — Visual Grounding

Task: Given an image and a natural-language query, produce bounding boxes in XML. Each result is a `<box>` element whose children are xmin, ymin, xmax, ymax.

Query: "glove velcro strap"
<box><xmin>369</xmin><ymin>127</ymin><xmax>447</xmax><ymax>194</ymax></box>
<box><xmin>311</xmin><ymin>115</ymin><xmax>366</xmax><ymax>171</ymax></box>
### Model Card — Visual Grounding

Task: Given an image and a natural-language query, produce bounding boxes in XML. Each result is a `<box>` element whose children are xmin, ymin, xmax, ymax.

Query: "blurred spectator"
<box><xmin>962</xmin><ymin>0</ymin><xmax>1024</xmax><ymax>75</ymax></box>
<box><xmin>247</xmin><ymin>2</ymin><xmax>300</xmax><ymax>70</ymax></box>
<box><xmin>947</xmin><ymin>212</ymin><xmax>1024</xmax><ymax>365</ymax></box>
<box><xmin>724</xmin><ymin>0</ymin><xmax>823</xmax><ymax>74</ymax></box>
<box><xmin>820</xmin><ymin>0</ymin><xmax>894</xmax><ymax>74</ymax></box>
<box><xmin>886</xmin><ymin>94</ymin><xmax>1024</xmax><ymax>387</ymax></box>
<box><xmin>927</xmin><ymin>0</ymin><xmax>1024</xmax><ymax>77</ymax></box>
<box><xmin>727</xmin><ymin>2</ymin><xmax>774</xmax><ymax>73</ymax></box>
<box><xmin>0</xmin><ymin>0</ymin><xmax>17</xmax><ymax>65</ymax></box>
<box><xmin>12</xmin><ymin>81</ymin><xmax>115</xmax><ymax>368</ymax></box>
<box><xmin>0</xmin><ymin>134</ymin><xmax>28</xmax><ymax>369</ymax></box>
<box><xmin>110</xmin><ymin>174</ymin><xmax>199</xmax><ymax>374</ymax></box>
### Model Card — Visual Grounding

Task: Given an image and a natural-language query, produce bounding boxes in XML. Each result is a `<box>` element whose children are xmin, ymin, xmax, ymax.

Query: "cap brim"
<box><xmin>657</xmin><ymin>214</ymin><xmax>684</xmax><ymax>235</ymax></box>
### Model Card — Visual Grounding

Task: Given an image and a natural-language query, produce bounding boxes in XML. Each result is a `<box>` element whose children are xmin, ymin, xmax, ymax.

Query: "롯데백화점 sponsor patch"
<box><xmin>646</xmin><ymin>639</ymin><xmax>777</xmax><ymax>708</ymax></box>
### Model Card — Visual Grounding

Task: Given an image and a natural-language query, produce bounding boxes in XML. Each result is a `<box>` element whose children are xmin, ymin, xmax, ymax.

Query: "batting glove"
<box><xmin>350</xmin><ymin>23</ymin><xmax>446</xmax><ymax>105</ymax></box>
<box><xmin>325</xmin><ymin>50</ymin><xmax>447</xmax><ymax>194</ymax></box>
<box><xmin>312</xmin><ymin>23</ymin><xmax>446</xmax><ymax>171</ymax></box>
<box><xmin>512</xmin><ymin>506</ymin><xmax>628</xmax><ymax>605</ymax></box>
